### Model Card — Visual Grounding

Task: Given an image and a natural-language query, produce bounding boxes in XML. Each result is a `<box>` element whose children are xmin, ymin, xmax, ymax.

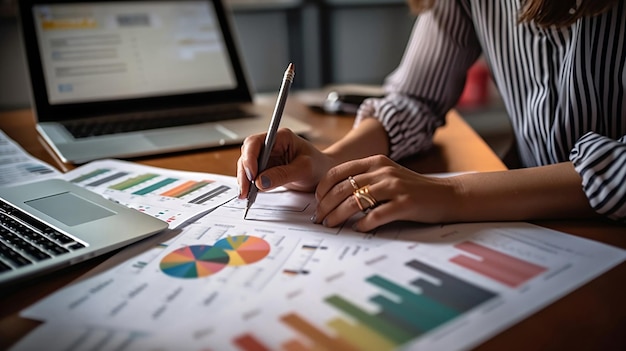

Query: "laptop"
<box><xmin>17</xmin><ymin>0</ymin><xmax>310</xmax><ymax>164</ymax></box>
<box><xmin>0</xmin><ymin>178</ymin><xmax>168</xmax><ymax>286</ymax></box>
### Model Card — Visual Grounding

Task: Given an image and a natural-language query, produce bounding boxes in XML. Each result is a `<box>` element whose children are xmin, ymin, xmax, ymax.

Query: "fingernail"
<box><xmin>260</xmin><ymin>175</ymin><xmax>271</xmax><ymax>189</ymax></box>
<box><xmin>310</xmin><ymin>213</ymin><xmax>317</xmax><ymax>223</ymax></box>
<box><xmin>244</xmin><ymin>167</ymin><xmax>254</xmax><ymax>182</ymax></box>
<box><xmin>322</xmin><ymin>218</ymin><xmax>328</xmax><ymax>227</ymax></box>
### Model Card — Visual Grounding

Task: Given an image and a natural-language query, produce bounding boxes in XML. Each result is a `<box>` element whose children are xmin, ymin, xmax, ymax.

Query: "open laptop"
<box><xmin>17</xmin><ymin>0</ymin><xmax>310</xmax><ymax>164</ymax></box>
<box><xmin>0</xmin><ymin>178</ymin><xmax>168</xmax><ymax>286</ymax></box>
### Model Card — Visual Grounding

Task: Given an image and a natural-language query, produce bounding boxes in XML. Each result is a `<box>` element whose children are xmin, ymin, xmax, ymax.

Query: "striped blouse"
<box><xmin>356</xmin><ymin>0</ymin><xmax>626</xmax><ymax>222</ymax></box>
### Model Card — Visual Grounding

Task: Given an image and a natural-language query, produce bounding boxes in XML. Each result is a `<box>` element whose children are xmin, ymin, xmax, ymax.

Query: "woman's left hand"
<box><xmin>312</xmin><ymin>155</ymin><xmax>459</xmax><ymax>231</ymax></box>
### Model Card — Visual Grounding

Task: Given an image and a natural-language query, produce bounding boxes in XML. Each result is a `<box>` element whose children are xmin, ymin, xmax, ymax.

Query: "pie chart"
<box><xmin>214</xmin><ymin>235</ymin><xmax>271</xmax><ymax>266</ymax></box>
<box><xmin>159</xmin><ymin>236</ymin><xmax>271</xmax><ymax>279</ymax></box>
<box><xmin>160</xmin><ymin>245</ymin><xmax>230</xmax><ymax>278</ymax></box>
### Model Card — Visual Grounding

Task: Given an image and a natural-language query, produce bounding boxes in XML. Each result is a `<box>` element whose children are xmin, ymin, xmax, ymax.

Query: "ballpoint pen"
<box><xmin>244</xmin><ymin>63</ymin><xmax>295</xmax><ymax>219</ymax></box>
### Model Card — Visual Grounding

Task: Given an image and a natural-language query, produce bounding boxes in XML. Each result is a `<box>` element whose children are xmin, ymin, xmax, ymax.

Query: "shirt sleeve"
<box><xmin>569</xmin><ymin>132</ymin><xmax>626</xmax><ymax>223</ymax></box>
<box><xmin>355</xmin><ymin>0</ymin><xmax>482</xmax><ymax>161</ymax></box>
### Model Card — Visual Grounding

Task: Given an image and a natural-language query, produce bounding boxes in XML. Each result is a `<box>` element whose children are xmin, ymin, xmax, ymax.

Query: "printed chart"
<box><xmin>0</xmin><ymin>130</ymin><xmax>61</xmax><ymax>186</ymax></box>
<box><xmin>215</xmin><ymin>235</ymin><xmax>271</xmax><ymax>266</ymax></box>
<box><xmin>62</xmin><ymin>159</ymin><xmax>238</xmax><ymax>228</ymax></box>
<box><xmin>21</xmin><ymin>215</ymin><xmax>378</xmax><ymax>332</ymax></box>
<box><xmin>160</xmin><ymin>236</ymin><xmax>271</xmax><ymax>278</ymax></box>
<box><xmin>231</xmin><ymin>259</ymin><xmax>499</xmax><ymax>351</ymax></box>
<box><xmin>142</xmin><ymin>222</ymin><xmax>626</xmax><ymax>351</ymax></box>
<box><xmin>160</xmin><ymin>245</ymin><xmax>231</xmax><ymax>278</ymax></box>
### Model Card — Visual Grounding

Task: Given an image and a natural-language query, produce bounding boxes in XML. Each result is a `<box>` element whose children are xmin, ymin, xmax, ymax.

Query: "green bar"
<box><xmin>371</xmin><ymin>294</ymin><xmax>455</xmax><ymax>333</ymax></box>
<box><xmin>109</xmin><ymin>173</ymin><xmax>159</xmax><ymax>191</ymax></box>
<box><xmin>132</xmin><ymin>178</ymin><xmax>178</xmax><ymax>195</ymax></box>
<box><xmin>367</xmin><ymin>275</ymin><xmax>459</xmax><ymax>328</ymax></box>
<box><xmin>69</xmin><ymin>168</ymin><xmax>109</xmax><ymax>183</ymax></box>
<box><xmin>325</xmin><ymin>295</ymin><xmax>413</xmax><ymax>344</ymax></box>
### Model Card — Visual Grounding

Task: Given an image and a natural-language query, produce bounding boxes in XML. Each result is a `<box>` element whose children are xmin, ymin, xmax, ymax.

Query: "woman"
<box><xmin>237</xmin><ymin>0</ymin><xmax>626</xmax><ymax>232</ymax></box>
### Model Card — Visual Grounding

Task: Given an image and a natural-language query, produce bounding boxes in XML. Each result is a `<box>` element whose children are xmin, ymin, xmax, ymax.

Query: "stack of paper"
<box><xmin>8</xmin><ymin>159</ymin><xmax>626</xmax><ymax>351</ymax></box>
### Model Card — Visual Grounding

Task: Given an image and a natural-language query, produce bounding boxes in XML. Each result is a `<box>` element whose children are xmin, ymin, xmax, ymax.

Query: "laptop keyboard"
<box><xmin>62</xmin><ymin>108</ymin><xmax>256</xmax><ymax>139</ymax></box>
<box><xmin>0</xmin><ymin>199</ymin><xmax>86</xmax><ymax>273</ymax></box>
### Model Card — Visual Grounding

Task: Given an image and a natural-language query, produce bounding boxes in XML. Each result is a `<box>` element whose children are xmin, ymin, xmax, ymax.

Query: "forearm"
<box><xmin>323</xmin><ymin>117</ymin><xmax>390</xmax><ymax>164</ymax></box>
<box><xmin>450</xmin><ymin>162</ymin><xmax>597</xmax><ymax>222</ymax></box>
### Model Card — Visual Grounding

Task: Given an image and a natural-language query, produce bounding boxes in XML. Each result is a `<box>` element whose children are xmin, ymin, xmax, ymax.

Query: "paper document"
<box><xmin>12</xmin><ymin>161</ymin><xmax>626</xmax><ymax>351</ymax></box>
<box><xmin>134</xmin><ymin>222</ymin><xmax>626</xmax><ymax>351</ymax></box>
<box><xmin>0</xmin><ymin>130</ymin><xmax>61</xmax><ymax>186</ymax></box>
<box><xmin>20</xmin><ymin>183</ymin><xmax>395</xmax><ymax>331</ymax></box>
<box><xmin>60</xmin><ymin>159</ymin><xmax>239</xmax><ymax>228</ymax></box>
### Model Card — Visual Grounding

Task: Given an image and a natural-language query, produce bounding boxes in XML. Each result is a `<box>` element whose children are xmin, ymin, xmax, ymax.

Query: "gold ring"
<box><xmin>352</xmin><ymin>185</ymin><xmax>378</xmax><ymax>212</ymax></box>
<box><xmin>348</xmin><ymin>176</ymin><xmax>360</xmax><ymax>191</ymax></box>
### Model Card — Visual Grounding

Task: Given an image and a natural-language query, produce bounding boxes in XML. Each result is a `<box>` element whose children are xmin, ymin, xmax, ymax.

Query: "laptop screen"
<box><xmin>33</xmin><ymin>1</ymin><xmax>237</xmax><ymax>104</ymax></box>
<box><xmin>19</xmin><ymin>0</ymin><xmax>253</xmax><ymax>122</ymax></box>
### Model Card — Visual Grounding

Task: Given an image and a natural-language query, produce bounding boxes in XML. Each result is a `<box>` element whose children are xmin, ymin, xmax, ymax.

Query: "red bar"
<box><xmin>450</xmin><ymin>241</ymin><xmax>547</xmax><ymax>287</ymax></box>
<box><xmin>233</xmin><ymin>333</ymin><xmax>271</xmax><ymax>351</ymax></box>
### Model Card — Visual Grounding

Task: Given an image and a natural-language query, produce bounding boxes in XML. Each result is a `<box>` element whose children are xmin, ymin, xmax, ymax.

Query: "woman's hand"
<box><xmin>237</xmin><ymin>128</ymin><xmax>335</xmax><ymax>198</ymax></box>
<box><xmin>313</xmin><ymin>154</ymin><xmax>459</xmax><ymax>231</ymax></box>
<box><xmin>312</xmin><ymin>155</ymin><xmax>599</xmax><ymax>230</ymax></box>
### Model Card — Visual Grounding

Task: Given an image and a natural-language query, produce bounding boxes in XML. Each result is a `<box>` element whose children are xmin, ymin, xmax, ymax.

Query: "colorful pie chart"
<box><xmin>160</xmin><ymin>245</ymin><xmax>230</xmax><ymax>278</ymax></box>
<box><xmin>159</xmin><ymin>236</ymin><xmax>271</xmax><ymax>279</ymax></box>
<box><xmin>214</xmin><ymin>235</ymin><xmax>271</xmax><ymax>266</ymax></box>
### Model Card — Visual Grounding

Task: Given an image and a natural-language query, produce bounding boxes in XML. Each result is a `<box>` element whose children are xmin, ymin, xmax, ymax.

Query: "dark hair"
<box><xmin>407</xmin><ymin>0</ymin><xmax>618</xmax><ymax>27</ymax></box>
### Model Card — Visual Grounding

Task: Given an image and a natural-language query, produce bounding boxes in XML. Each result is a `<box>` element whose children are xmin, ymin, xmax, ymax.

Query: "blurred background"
<box><xmin>0</xmin><ymin>0</ymin><xmax>512</xmax><ymax>159</ymax></box>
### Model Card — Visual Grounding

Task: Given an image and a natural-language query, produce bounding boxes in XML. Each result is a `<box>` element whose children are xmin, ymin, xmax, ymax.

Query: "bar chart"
<box><xmin>69</xmin><ymin>168</ymin><xmax>232</xmax><ymax>205</ymax></box>
<box><xmin>221</xmin><ymin>258</ymin><xmax>498</xmax><ymax>351</ymax></box>
<box><xmin>142</xmin><ymin>222</ymin><xmax>626</xmax><ymax>351</ymax></box>
<box><xmin>61</xmin><ymin>159</ymin><xmax>239</xmax><ymax>228</ymax></box>
<box><xmin>21</xmin><ymin>215</ymin><xmax>626</xmax><ymax>351</ymax></box>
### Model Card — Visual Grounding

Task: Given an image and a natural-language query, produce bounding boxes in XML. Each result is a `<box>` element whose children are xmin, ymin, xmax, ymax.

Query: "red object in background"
<box><xmin>458</xmin><ymin>59</ymin><xmax>490</xmax><ymax>107</ymax></box>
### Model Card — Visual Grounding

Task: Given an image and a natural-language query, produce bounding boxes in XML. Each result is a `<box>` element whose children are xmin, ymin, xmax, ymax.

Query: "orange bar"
<box><xmin>281</xmin><ymin>313</ymin><xmax>359</xmax><ymax>351</ymax></box>
<box><xmin>41</xmin><ymin>19</ymin><xmax>97</xmax><ymax>30</ymax></box>
<box><xmin>282</xmin><ymin>339</ymin><xmax>314</xmax><ymax>351</ymax></box>
<box><xmin>160</xmin><ymin>180</ymin><xmax>197</xmax><ymax>197</ymax></box>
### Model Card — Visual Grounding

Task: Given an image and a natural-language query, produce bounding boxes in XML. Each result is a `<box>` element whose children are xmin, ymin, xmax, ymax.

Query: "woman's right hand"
<box><xmin>237</xmin><ymin>128</ymin><xmax>334</xmax><ymax>199</ymax></box>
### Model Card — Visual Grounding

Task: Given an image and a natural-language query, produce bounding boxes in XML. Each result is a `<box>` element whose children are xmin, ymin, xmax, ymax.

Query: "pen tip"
<box><xmin>243</xmin><ymin>207</ymin><xmax>249</xmax><ymax>219</ymax></box>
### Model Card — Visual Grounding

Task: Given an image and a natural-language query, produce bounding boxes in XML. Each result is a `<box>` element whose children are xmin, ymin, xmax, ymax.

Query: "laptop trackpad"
<box><xmin>26</xmin><ymin>191</ymin><xmax>115</xmax><ymax>226</ymax></box>
<box><xmin>144</xmin><ymin>125</ymin><xmax>236</xmax><ymax>148</ymax></box>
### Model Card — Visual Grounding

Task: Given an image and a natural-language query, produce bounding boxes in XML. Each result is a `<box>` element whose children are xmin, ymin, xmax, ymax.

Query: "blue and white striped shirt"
<box><xmin>356</xmin><ymin>0</ymin><xmax>626</xmax><ymax>222</ymax></box>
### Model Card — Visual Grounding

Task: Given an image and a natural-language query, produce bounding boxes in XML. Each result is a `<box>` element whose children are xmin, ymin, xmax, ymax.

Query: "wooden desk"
<box><xmin>0</xmin><ymin>101</ymin><xmax>624</xmax><ymax>350</ymax></box>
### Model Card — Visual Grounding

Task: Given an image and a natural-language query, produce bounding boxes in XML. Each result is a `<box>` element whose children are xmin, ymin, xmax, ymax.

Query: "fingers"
<box><xmin>316</xmin><ymin>181</ymin><xmax>385</xmax><ymax>228</ymax></box>
<box><xmin>255</xmin><ymin>156</ymin><xmax>314</xmax><ymax>192</ymax></box>
<box><xmin>313</xmin><ymin>155</ymin><xmax>391</xmax><ymax>224</ymax></box>
<box><xmin>237</xmin><ymin>133</ymin><xmax>265</xmax><ymax>199</ymax></box>
<box><xmin>240</xmin><ymin>133</ymin><xmax>266</xmax><ymax>178</ymax></box>
<box><xmin>316</xmin><ymin>155</ymin><xmax>392</xmax><ymax>201</ymax></box>
<box><xmin>353</xmin><ymin>201</ymin><xmax>405</xmax><ymax>232</ymax></box>
<box><xmin>236</xmin><ymin>157</ymin><xmax>249</xmax><ymax>199</ymax></box>
<box><xmin>237</xmin><ymin>128</ymin><xmax>322</xmax><ymax>196</ymax></box>
<box><xmin>315</xmin><ymin>176</ymin><xmax>413</xmax><ymax>232</ymax></box>
<box><xmin>313</xmin><ymin>155</ymin><xmax>440</xmax><ymax>231</ymax></box>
